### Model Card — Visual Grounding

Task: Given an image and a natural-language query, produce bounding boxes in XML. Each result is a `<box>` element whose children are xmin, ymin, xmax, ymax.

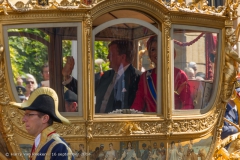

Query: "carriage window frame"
<box><xmin>92</xmin><ymin>18</ymin><xmax>162</xmax><ymax>116</ymax></box>
<box><xmin>3</xmin><ymin>22</ymin><xmax>83</xmax><ymax>117</ymax></box>
<box><xmin>171</xmin><ymin>24</ymin><xmax>221</xmax><ymax>115</ymax></box>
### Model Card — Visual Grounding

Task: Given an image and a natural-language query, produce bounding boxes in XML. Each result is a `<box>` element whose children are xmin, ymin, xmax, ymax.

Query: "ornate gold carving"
<box><xmin>221</xmin><ymin>25</ymin><xmax>240</xmax><ymax>102</ymax></box>
<box><xmin>118</xmin><ymin>122</ymin><xmax>144</xmax><ymax>135</ymax></box>
<box><xmin>213</xmin><ymin>133</ymin><xmax>240</xmax><ymax>159</ymax></box>
<box><xmin>165</xmin><ymin>0</ymin><xmax>238</xmax><ymax>19</ymax></box>
<box><xmin>0</xmin><ymin>106</ymin><xmax>24</xmax><ymax>159</ymax></box>
<box><xmin>91</xmin><ymin>114</ymin><xmax>218</xmax><ymax>136</ymax></box>
<box><xmin>52</xmin><ymin>123</ymin><xmax>85</xmax><ymax>136</ymax></box>
<box><xmin>84</xmin><ymin>12</ymin><xmax>93</xmax><ymax>142</ymax></box>
<box><xmin>86</xmin><ymin>120</ymin><xmax>93</xmax><ymax>142</ymax></box>
<box><xmin>15</xmin><ymin>1</ymin><xmax>25</xmax><ymax>8</ymax></box>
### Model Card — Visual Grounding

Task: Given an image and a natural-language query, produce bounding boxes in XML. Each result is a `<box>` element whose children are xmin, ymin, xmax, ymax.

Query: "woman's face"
<box><xmin>149</xmin><ymin>41</ymin><xmax>157</xmax><ymax>66</ymax></box>
<box><xmin>128</xmin><ymin>142</ymin><xmax>132</xmax><ymax>148</ymax></box>
<box><xmin>109</xmin><ymin>144</ymin><xmax>113</xmax><ymax>149</ymax></box>
<box><xmin>26</xmin><ymin>78</ymin><xmax>35</xmax><ymax>92</ymax></box>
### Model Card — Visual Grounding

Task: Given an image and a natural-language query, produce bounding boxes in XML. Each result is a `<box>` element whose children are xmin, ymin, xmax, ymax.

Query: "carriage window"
<box><xmin>4</xmin><ymin>23</ymin><xmax>82</xmax><ymax>115</ymax></box>
<box><xmin>93</xmin><ymin>17</ymin><xmax>161</xmax><ymax>114</ymax></box>
<box><xmin>172</xmin><ymin>25</ymin><xmax>220</xmax><ymax>111</ymax></box>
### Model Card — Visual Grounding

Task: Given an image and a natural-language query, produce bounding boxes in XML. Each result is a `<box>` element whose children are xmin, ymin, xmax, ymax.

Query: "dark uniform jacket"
<box><xmin>32</xmin><ymin>126</ymin><xmax>74</xmax><ymax>160</ymax></box>
<box><xmin>221</xmin><ymin>103</ymin><xmax>239</xmax><ymax>139</ymax></box>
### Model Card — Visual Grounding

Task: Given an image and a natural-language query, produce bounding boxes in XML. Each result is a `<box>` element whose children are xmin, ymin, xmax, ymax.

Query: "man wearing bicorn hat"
<box><xmin>64</xmin><ymin>89</ymin><xmax>78</xmax><ymax>112</ymax></box>
<box><xmin>10</xmin><ymin>87</ymin><xmax>74</xmax><ymax>160</ymax></box>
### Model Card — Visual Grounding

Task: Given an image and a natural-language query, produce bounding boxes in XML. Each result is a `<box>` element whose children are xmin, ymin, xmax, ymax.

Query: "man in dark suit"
<box><xmin>62</xmin><ymin>40</ymin><xmax>141</xmax><ymax>113</ymax></box>
<box><xmin>221</xmin><ymin>98</ymin><xmax>239</xmax><ymax>140</ymax></box>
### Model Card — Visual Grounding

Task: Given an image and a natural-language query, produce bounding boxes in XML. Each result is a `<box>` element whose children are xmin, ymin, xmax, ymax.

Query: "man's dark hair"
<box><xmin>38</xmin><ymin>112</ymin><xmax>53</xmax><ymax>126</ymax></box>
<box><xmin>108</xmin><ymin>40</ymin><xmax>134</xmax><ymax>63</ymax></box>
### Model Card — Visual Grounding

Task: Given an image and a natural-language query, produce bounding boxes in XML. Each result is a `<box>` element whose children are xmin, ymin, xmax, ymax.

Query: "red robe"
<box><xmin>131</xmin><ymin>68</ymin><xmax>193</xmax><ymax>112</ymax></box>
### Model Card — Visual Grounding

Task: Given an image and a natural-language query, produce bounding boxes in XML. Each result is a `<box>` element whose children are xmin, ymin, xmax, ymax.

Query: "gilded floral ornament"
<box><xmin>91</xmin><ymin>113</ymin><xmax>218</xmax><ymax>136</ymax></box>
<box><xmin>221</xmin><ymin>25</ymin><xmax>240</xmax><ymax>102</ymax></box>
<box><xmin>214</xmin><ymin>133</ymin><xmax>240</xmax><ymax>159</ymax></box>
<box><xmin>52</xmin><ymin>123</ymin><xmax>86</xmax><ymax>136</ymax></box>
<box><xmin>0</xmin><ymin>0</ymin><xmax>236</xmax><ymax>16</ymax></box>
<box><xmin>165</xmin><ymin>0</ymin><xmax>239</xmax><ymax>18</ymax></box>
<box><xmin>118</xmin><ymin>122</ymin><xmax>145</xmax><ymax>135</ymax></box>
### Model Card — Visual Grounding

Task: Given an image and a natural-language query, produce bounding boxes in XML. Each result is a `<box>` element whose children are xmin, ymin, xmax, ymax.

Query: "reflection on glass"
<box><xmin>131</xmin><ymin>35</ymin><xmax>158</xmax><ymax>112</ymax></box>
<box><xmin>7</xmin><ymin>26</ymin><xmax>78</xmax><ymax>112</ymax></box>
<box><xmin>173</xmin><ymin>28</ymin><xmax>217</xmax><ymax>110</ymax></box>
<box><xmin>138</xmin><ymin>38</ymin><xmax>153</xmax><ymax>72</ymax></box>
<box><xmin>95</xmin><ymin>40</ymin><xmax>142</xmax><ymax>113</ymax></box>
<box><xmin>94</xmin><ymin>22</ymin><xmax>157</xmax><ymax>114</ymax></box>
<box><xmin>8</xmin><ymin>28</ymin><xmax>49</xmax><ymax>101</ymax></box>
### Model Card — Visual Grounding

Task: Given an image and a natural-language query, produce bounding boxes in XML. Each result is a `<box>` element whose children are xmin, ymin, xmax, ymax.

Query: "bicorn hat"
<box><xmin>64</xmin><ymin>89</ymin><xmax>78</xmax><ymax>102</ymax></box>
<box><xmin>10</xmin><ymin>87</ymin><xmax>70</xmax><ymax>125</ymax></box>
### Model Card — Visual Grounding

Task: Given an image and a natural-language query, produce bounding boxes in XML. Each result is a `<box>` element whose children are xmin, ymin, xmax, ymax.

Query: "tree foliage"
<box><xmin>9</xmin><ymin>28</ymin><xmax>109</xmax><ymax>85</ymax></box>
<box><xmin>9</xmin><ymin>28</ymin><xmax>71</xmax><ymax>84</ymax></box>
<box><xmin>94</xmin><ymin>41</ymin><xmax>109</xmax><ymax>73</ymax></box>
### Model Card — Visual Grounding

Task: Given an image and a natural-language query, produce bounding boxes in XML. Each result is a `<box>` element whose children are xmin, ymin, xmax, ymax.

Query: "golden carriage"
<box><xmin>0</xmin><ymin>0</ymin><xmax>239</xmax><ymax>159</ymax></box>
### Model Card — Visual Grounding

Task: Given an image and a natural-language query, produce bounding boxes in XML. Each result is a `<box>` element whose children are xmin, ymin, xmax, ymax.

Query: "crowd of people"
<box><xmin>15</xmin><ymin>62</ymin><xmax>78</xmax><ymax>112</ymax></box>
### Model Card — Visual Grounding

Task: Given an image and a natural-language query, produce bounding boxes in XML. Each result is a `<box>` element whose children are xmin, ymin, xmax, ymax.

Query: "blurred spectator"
<box><xmin>16</xmin><ymin>76</ymin><xmax>26</xmax><ymax>102</ymax></box>
<box><xmin>195</xmin><ymin>72</ymin><xmax>206</xmax><ymax>80</ymax></box>
<box><xmin>39</xmin><ymin>63</ymin><xmax>49</xmax><ymax>87</ymax></box>
<box><xmin>188</xmin><ymin>62</ymin><xmax>197</xmax><ymax>74</ymax></box>
<box><xmin>24</xmin><ymin>74</ymin><xmax>38</xmax><ymax>100</ymax></box>
<box><xmin>16</xmin><ymin>86</ymin><xmax>26</xmax><ymax>102</ymax></box>
<box><xmin>16</xmin><ymin>76</ymin><xmax>24</xmax><ymax>86</ymax></box>
<box><xmin>184</xmin><ymin>67</ymin><xmax>195</xmax><ymax>80</ymax></box>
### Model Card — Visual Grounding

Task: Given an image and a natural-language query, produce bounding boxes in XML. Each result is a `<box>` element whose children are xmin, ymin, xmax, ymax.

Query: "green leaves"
<box><xmin>94</xmin><ymin>41</ymin><xmax>109</xmax><ymax>72</ymax></box>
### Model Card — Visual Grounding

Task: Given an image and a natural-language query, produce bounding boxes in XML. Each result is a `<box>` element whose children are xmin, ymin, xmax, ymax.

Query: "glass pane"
<box><xmin>94</xmin><ymin>22</ymin><xmax>159</xmax><ymax>114</ymax></box>
<box><xmin>5</xmin><ymin>24</ymin><xmax>80</xmax><ymax>114</ymax></box>
<box><xmin>173</xmin><ymin>26</ymin><xmax>218</xmax><ymax>110</ymax></box>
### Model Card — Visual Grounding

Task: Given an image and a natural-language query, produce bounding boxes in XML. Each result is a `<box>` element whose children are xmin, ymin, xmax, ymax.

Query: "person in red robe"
<box><xmin>131</xmin><ymin>35</ymin><xmax>193</xmax><ymax>112</ymax></box>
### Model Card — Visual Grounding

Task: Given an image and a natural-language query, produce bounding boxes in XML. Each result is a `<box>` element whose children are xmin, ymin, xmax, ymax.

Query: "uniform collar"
<box><xmin>34</xmin><ymin>126</ymin><xmax>56</xmax><ymax>153</ymax></box>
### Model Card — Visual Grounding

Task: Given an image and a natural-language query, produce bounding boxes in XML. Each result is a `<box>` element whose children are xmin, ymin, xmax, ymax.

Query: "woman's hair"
<box><xmin>147</xmin><ymin>35</ymin><xmax>157</xmax><ymax>52</ymax></box>
<box><xmin>95</xmin><ymin>147</ymin><xmax>100</xmax><ymax>151</ymax></box>
<box><xmin>25</xmin><ymin>73</ymin><xmax>38</xmax><ymax>89</ymax></box>
<box><xmin>127</xmin><ymin>141</ymin><xmax>132</xmax><ymax>149</ymax></box>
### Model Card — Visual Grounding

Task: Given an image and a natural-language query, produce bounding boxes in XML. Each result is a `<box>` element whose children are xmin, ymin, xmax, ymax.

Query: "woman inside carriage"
<box><xmin>131</xmin><ymin>35</ymin><xmax>194</xmax><ymax>112</ymax></box>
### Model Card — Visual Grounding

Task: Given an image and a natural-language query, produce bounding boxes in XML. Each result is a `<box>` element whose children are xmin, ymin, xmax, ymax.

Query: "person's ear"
<box><xmin>72</xmin><ymin>102</ymin><xmax>78</xmax><ymax>111</ymax></box>
<box><xmin>42</xmin><ymin>114</ymin><xmax>50</xmax><ymax>123</ymax></box>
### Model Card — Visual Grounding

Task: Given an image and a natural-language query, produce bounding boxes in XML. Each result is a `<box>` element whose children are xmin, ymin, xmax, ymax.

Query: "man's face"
<box><xmin>42</xmin><ymin>67</ymin><xmax>49</xmax><ymax>80</ymax></box>
<box><xmin>26</xmin><ymin>78</ymin><xmax>35</xmax><ymax>91</ymax></box>
<box><xmin>107</xmin><ymin>44</ymin><xmax>124</xmax><ymax>71</ymax></box>
<box><xmin>22</xmin><ymin>110</ymin><xmax>46</xmax><ymax>137</ymax></box>
<box><xmin>65</xmin><ymin>101</ymin><xmax>77</xmax><ymax>112</ymax></box>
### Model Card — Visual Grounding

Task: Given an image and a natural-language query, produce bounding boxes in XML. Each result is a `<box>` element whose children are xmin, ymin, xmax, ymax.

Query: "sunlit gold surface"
<box><xmin>0</xmin><ymin>0</ymin><xmax>239</xmax><ymax>159</ymax></box>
